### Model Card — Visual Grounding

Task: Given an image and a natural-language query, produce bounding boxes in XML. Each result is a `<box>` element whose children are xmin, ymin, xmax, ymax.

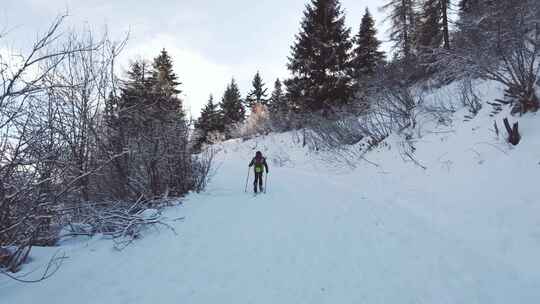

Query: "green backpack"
<box><xmin>254</xmin><ymin>157</ymin><xmax>264</xmax><ymax>173</ymax></box>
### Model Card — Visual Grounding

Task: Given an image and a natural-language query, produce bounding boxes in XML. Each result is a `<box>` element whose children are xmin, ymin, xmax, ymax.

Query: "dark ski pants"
<box><xmin>253</xmin><ymin>171</ymin><xmax>263</xmax><ymax>192</ymax></box>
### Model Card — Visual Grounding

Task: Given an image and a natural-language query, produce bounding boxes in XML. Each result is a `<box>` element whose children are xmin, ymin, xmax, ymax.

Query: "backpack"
<box><xmin>254</xmin><ymin>157</ymin><xmax>264</xmax><ymax>173</ymax></box>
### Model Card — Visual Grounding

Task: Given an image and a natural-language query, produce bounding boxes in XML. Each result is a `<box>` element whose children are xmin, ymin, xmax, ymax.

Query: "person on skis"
<box><xmin>249</xmin><ymin>151</ymin><xmax>269</xmax><ymax>193</ymax></box>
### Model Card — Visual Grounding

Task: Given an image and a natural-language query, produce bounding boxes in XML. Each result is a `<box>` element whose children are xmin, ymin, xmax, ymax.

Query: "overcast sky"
<box><xmin>2</xmin><ymin>0</ymin><xmax>388</xmax><ymax>118</ymax></box>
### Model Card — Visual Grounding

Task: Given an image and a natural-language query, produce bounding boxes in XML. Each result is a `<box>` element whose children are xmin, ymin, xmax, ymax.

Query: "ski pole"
<box><xmin>244</xmin><ymin>167</ymin><xmax>250</xmax><ymax>193</ymax></box>
<box><xmin>264</xmin><ymin>172</ymin><xmax>268</xmax><ymax>194</ymax></box>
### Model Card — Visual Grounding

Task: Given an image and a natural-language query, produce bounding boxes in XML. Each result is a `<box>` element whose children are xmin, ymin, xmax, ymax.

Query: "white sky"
<box><xmin>2</xmin><ymin>0</ymin><xmax>389</xmax><ymax>118</ymax></box>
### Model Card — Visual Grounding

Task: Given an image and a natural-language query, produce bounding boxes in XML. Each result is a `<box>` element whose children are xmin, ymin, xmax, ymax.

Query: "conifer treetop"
<box><xmin>246</xmin><ymin>71</ymin><xmax>269</xmax><ymax>108</ymax></box>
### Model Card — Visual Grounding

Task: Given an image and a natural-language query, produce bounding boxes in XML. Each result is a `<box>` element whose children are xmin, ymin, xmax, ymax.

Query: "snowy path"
<box><xmin>2</xmin><ymin>134</ymin><xmax>540</xmax><ymax>303</ymax></box>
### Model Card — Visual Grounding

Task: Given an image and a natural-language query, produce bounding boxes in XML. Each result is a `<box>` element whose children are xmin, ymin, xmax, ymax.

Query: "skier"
<box><xmin>248</xmin><ymin>151</ymin><xmax>269</xmax><ymax>193</ymax></box>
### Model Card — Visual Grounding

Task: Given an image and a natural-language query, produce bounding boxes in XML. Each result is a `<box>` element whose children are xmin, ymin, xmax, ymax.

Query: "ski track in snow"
<box><xmin>2</xmin><ymin>81</ymin><xmax>540</xmax><ymax>303</ymax></box>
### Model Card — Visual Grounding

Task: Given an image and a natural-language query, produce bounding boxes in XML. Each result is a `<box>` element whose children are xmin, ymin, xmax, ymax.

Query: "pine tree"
<box><xmin>207</xmin><ymin>95</ymin><xmax>223</xmax><ymax>132</ymax></box>
<box><xmin>111</xmin><ymin>50</ymin><xmax>190</xmax><ymax>198</ymax></box>
<box><xmin>151</xmin><ymin>49</ymin><xmax>182</xmax><ymax>96</ymax></box>
<box><xmin>196</xmin><ymin>95</ymin><xmax>218</xmax><ymax>132</ymax></box>
<box><xmin>194</xmin><ymin>95</ymin><xmax>223</xmax><ymax>149</ymax></box>
<box><xmin>219</xmin><ymin>78</ymin><xmax>245</xmax><ymax>131</ymax></box>
<box><xmin>382</xmin><ymin>0</ymin><xmax>418</xmax><ymax>60</ymax></box>
<box><xmin>351</xmin><ymin>8</ymin><xmax>385</xmax><ymax>82</ymax></box>
<box><xmin>148</xmin><ymin>49</ymin><xmax>188</xmax><ymax>195</ymax></box>
<box><xmin>456</xmin><ymin>0</ymin><xmax>529</xmax><ymax>48</ymax></box>
<box><xmin>268</xmin><ymin>78</ymin><xmax>289</xmax><ymax>126</ymax></box>
<box><xmin>120</xmin><ymin>60</ymin><xmax>152</xmax><ymax>111</ymax></box>
<box><xmin>150</xmin><ymin>49</ymin><xmax>185</xmax><ymax>120</ymax></box>
<box><xmin>103</xmin><ymin>92</ymin><xmax>129</xmax><ymax>198</ymax></box>
<box><xmin>245</xmin><ymin>71</ymin><xmax>269</xmax><ymax>109</ymax></box>
<box><xmin>417</xmin><ymin>0</ymin><xmax>450</xmax><ymax>51</ymax></box>
<box><xmin>286</xmin><ymin>0</ymin><xmax>353</xmax><ymax>113</ymax></box>
<box><xmin>269</xmin><ymin>78</ymin><xmax>285</xmax><ymax>113</ymax></box>
<box><xmin>458</xmin><ymin>0</ymin><xmax>481</xmax><ymax>17</ymax></box>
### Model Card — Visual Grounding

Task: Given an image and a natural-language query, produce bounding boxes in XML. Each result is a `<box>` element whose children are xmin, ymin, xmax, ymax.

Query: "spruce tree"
<box><xmin>417</xmin><ymin>0</ymin><xmax>450</xmax><ymax>51</ymax></box>
<box><xmin>120</xmin><ymin>60</ymin><xmax>152</xmax><ymax>111</ymax></box>
<box><xmin>268</xmin><ymin>78</ymin><xmax>289</xmax><ymax>127</ymax></box>
<box><xmin>351</xmin><ymin>8</ymin><xmax>385</xmax><ymax>82</ymax></box>
<box><xmin>149</xmin><ymin>49</ymin><xmax>188</xmax><ymax>195</ymax></box>
<box><xmin>456</xmin><ymin>0</ymin><xmax>530</xmax><ymax>49</ymax></box>
<box><xmin>286</xmin><ymin>0</ymin><xmax>353</xmax><ymax>113</ymax></box>
<box><xmin>207</xmin><ymin>95</ymin><xmax>223</xmax><ymax>132</ymax></box>
<box><xmin>194</xmin><ymin>95</ymin><xmax>223</xmax><ymax>149</ymax></box>
<box><xmin>269</xmin><ymin>79</ymin><xmax>284</xmax><ymax>113</ymax></box>
<box><xmin>196</xmin><ymin>95</ymin><xmax>216</xmax><ymax>132</ymax></box>
<box><xmin>245</xmin><ymin>71</ymin><xmax>269</xmax><ymax>109</ymax></box>
<box><xmin>151</xmin><ymin>49</ymin><xmax>182</xmax><ymax>96</ymax></box>
<box><xmin>382</xmin><ymin>0</ymin><xmax>418</xmax><ymax>60</ymax></box>
<box><xmin>150</xmin><ymin>49</ymin><xmax>185</xmax><ymax>120</ymax></box>
<box><xmin>458</xmin><ymin>0</ymin><xmax>481</xmax><ymax>17</ymax></box>
<box><xmin>112</xmin><ymin>50</ymin><xmax>190</xmax><ymax>198</ymax></box>
<box><xmin>219</xmin><ymin>78</ymin><xmax>245</xmax><ymax>131</ymax></box>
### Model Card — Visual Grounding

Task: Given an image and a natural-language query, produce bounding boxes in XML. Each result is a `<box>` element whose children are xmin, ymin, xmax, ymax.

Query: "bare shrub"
<box><xmin>59</xmin><ymin>199</ymin><xmax>176</xmax><ymax>251</ymax></box>
<box><xmin>357</xmin><ymin>110</ymin><xmax>392</xmax><ymax>147</ymax></box>
<box><xmin>0</xmin><ymin>15</ymin><xmax>101</xmax><ymax>273</ymax></box>
<box><xmin>0</xmin><ymin>250</ymin><xmax>66</xmax><ymax>283</ymax></box>
<box><xmin>460</xmin><ymin>77</ymin><xmax>482</xmax><ymax>118</ymax></box>
<box><xmin>452</xmin><ymin>0</ymin><xmax>540</xmax><ymax>114</ymax></box>
<box><xmin>398</xmin><ymin>139</ymin><xmax>427</xmax><ymax>170</ymax></box>
<box><xmin>191</xmin><ymin>147</ymin><xmax>218</xmax><ymax>193</ymax></box>
<box><xmin>302</xmin><ymin>113</ymin><xmax>365</xmax><ymax>152</ymax></box>
<box><xmin>356</xmin><ymin>72</ymin><xmax>425</xmax><ymax>145</ymax></box>
<box><xmin>231</xmin><ymin>104</ymin><xmax>273</xmax><ymax>141</ymax></box>
<box><xmin>0</xmin><ymin>15</ymin><xmax>200</xmax><ymax>280</ymax></box>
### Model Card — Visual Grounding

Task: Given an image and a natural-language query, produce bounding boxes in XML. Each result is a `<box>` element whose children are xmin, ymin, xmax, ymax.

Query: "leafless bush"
<box><xmin>239</xmin><ymin>104</ymin><xmax>272</xmax><ymax>139</ymax></box>
<box><xmin>353</xmin><ymin>75</ymin><xmax>424</xmax><ymax>146</ymax></box>
<box><xmin>375</xmin><ymin>84</ymin><xmax>423</xmax><ymax>131</ymax></box>
<box><xmin>398</xmin><ymin>139</ymin><xmax>427</xmax><ymax>170</ymax></box>
<box><xmin>459</xmin><ymin>77</ymin><xmax>482</xmax><ymax>118</ymax></box>
<box><xmin>191</xmin><ymin>147</ymin><xmax>218</xmax><ymax>193</ymax></box>
<box><xmin>452</xmin><ymin>0</ymin><xmax>540</xmax><ymax>114</ymax></box>
<box><xmin>59</xmin><ymin>199</ymin><xmax>176</xmax><ymax>251</ymax></box>
<box><xmin>119</xmin><ymin>118</ymin><xmax>191</xmax><ymax>199</ymax></box>
<box><xmin>357</xmin><ymin>111</ymin><xmax>392</xmax><ymax>147</ymax></box>
<box><xmin>0</xmin><ymin>250</ymin><xmax>66</xmax><ymax>283</ymax></box>
<box><xmin>1</xmin><ymin>14</ymin><xmax>211</xmax><ymax>279</ymax></box>
<box><xmin>0</xmin><ymin>15</ymin><xmax>144</xmax><ymax>278</ymax></box>
<box><xmin>0</xmin><ymin>15</ymin><xmax>96</xmax><ymax>273</ymax></box>
<box><xmin>302</xmin><ymin>113</ymin><xmax>365</xmax><ymax>152</ymax></box>
<box><xmin>288</xmin><ymin>110</ymin><xmax>379</xmax><ymax>169</ymax></box>
<box><xmin>289</xmin><ymin>71</ymin><xmax>425</xmax><ymax>168</ymax></box>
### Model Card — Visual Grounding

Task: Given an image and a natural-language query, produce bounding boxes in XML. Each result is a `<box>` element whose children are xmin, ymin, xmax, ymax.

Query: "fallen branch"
<box><xmin>0</xmin><ymin>250</ymin><xmax>66</xmax><ymax>283</ymax></box>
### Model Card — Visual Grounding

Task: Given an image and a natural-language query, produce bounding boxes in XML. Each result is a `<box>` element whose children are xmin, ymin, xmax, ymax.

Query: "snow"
<box><xmin>2</xmin><ymin>80</ymin><xmax>540</xmax><ymax>303</ymax></box>
<box><xmin>137</xmin><ymin>208</ymin><xmax>160</xmax><ymax>220</ymax></box>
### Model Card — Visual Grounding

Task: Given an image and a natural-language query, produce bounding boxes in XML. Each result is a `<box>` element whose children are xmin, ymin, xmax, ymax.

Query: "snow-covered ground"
<box><xmin>2</xmin><ymin>80</ymin><xmax>540</xmax><ymax>303</ymax></box>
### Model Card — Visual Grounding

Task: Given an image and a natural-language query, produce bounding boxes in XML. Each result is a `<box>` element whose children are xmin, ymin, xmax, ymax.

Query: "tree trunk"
<box><xmin>402</xmin><ymin>0</ymin><xmax>411</xmax><ymax>59</ymax></box>
<box><xmin>441</xmin><ymin>0</ymin><xmax>450</xmax><ymax>49</ymax></box>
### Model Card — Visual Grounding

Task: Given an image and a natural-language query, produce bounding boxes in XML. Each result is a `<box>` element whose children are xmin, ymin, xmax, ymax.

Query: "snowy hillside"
<box><xmin>2</xmin><ymin>80</ymin><xmax>540</xmax><ymax>303</ymax></box>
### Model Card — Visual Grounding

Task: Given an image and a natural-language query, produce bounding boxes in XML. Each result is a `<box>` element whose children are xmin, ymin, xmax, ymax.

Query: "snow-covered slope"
<box><xmin>2</xmin><ymin>80</ymin><xmax>540</xmax><ymax>303</ymax></box>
